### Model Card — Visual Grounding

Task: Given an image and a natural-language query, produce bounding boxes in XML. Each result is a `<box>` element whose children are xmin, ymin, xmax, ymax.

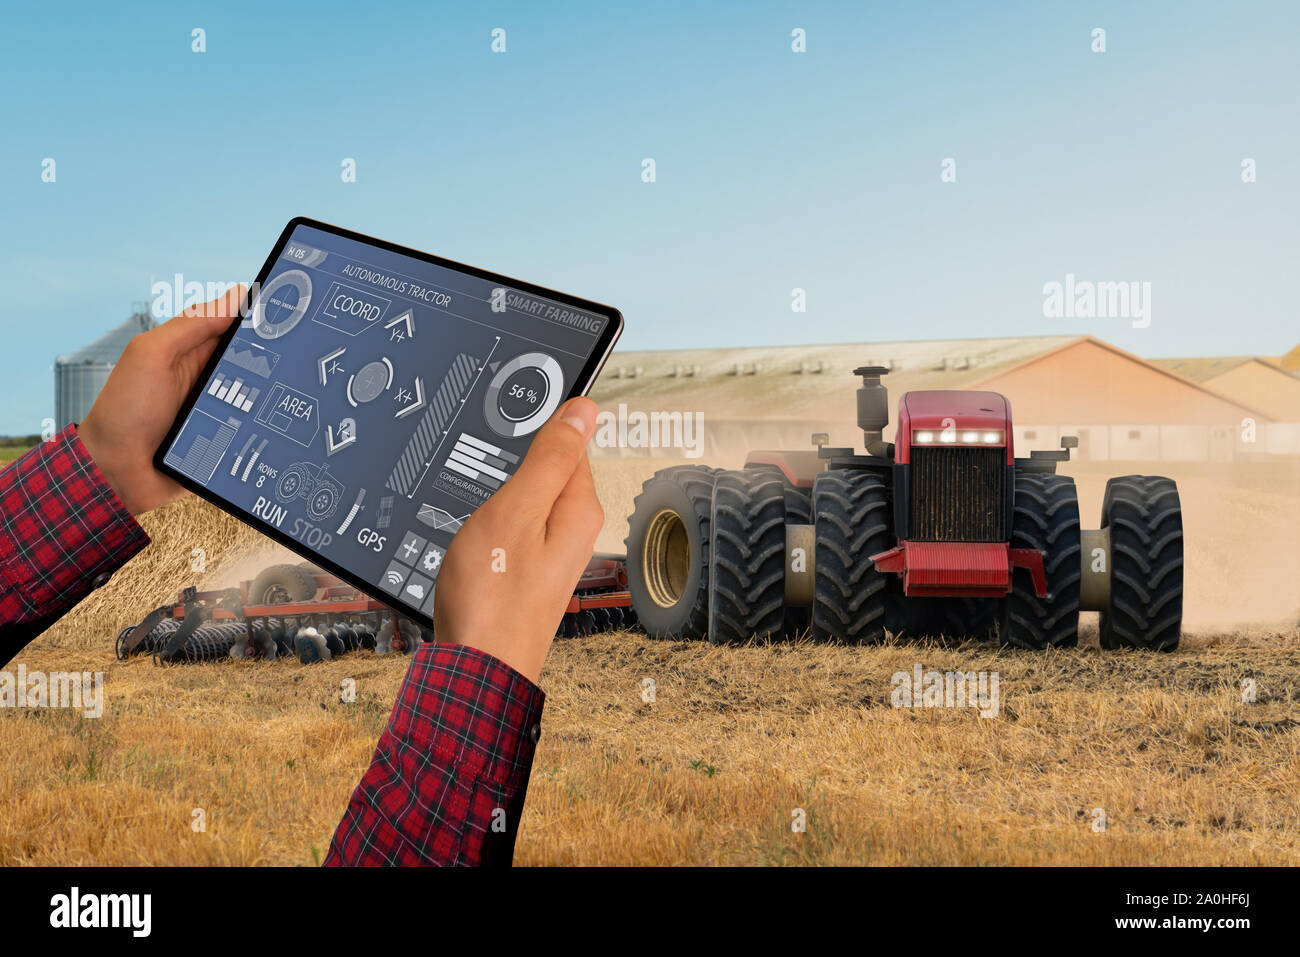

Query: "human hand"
<box><xmin>433</xmin><ymin>397</ymin><xmax>603</xmax><ymax>684</ymax></box>
<box><xmin>79</xmin><ymin>286</ymin><xmax>244</xmax><ymax>515</ymax></box>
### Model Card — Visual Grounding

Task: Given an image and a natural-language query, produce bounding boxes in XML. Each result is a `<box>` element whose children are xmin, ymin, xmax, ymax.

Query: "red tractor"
<box><xmin>626</xmin><ymin>366</ymin><xmax>1184</xmax><ymax>651</ymax></box>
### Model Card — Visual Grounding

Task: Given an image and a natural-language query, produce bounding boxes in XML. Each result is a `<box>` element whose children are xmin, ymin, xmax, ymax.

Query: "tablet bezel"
<box><xmin>153</xmin><ymin>216</ymin><xmax>624</xmax><ymax>631</ymax></box>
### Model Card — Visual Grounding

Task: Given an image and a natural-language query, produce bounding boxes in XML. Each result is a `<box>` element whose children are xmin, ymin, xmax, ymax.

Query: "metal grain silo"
<box><xmin>55</xmin><ymin>310</ymin><xmax>155</xmax><ymax>429</ymax></box>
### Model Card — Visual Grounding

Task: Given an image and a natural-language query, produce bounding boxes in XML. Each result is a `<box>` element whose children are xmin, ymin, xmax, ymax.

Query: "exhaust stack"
<box><xmin>854</xmin><ymin>365</ymin><xmax>890</xmax><ymax>456</ymax></box>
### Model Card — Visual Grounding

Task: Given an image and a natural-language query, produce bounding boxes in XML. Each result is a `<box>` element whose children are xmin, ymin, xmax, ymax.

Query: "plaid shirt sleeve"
<box><xmin>0</xmin><ymin>425</ymin><xmax>150</xmax><ymax>667</ymax></box>
<box><xmin>325</xmin><ymin>641</ymin><xmax>545</xmax><ymax>867</ymax></box>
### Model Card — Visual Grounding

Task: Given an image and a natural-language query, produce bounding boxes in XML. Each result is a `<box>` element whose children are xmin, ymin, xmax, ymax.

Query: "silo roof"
<box><xmin>57</xmin><ymin>312</ymin><xmax>155</xmax><ymax>365</ymax></box>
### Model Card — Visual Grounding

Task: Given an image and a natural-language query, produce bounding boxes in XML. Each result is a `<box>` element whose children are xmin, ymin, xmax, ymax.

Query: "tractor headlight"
<box><xmin>911</xmin><ymin>429</ymin><xmax>1004</xmax><ymax>446</ymax></box>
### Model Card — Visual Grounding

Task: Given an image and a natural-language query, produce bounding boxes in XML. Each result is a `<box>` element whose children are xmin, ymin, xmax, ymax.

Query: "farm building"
<box><xmin>1153</xmin><ymin>355</ymin><xmax>1300</xmax><ymax>420</ymax></box>
<box><xmin>1282</xmin><ymin>343</ymin><xmax>1300</xmax><ymax>372</ymax></box>
<box><xmin>590</xmin><ymin>335</ymin><xmax>1299</xmax><ymax>462</ymax></box>
<box><xmin>1152</xmin><ymin>355</ymin><xmax>1300</xmax><ymax>456</ymax></box>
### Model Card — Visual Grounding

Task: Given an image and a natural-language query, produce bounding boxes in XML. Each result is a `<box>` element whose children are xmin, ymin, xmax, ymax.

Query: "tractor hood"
<box><xmin>896</xmin><ymin>390</ymin><xmax>1013</xmax><ymax>464</ymax></box>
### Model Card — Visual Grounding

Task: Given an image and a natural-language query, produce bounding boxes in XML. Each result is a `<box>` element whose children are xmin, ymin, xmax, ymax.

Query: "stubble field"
<box><xmin>1</xmin><ymin>456</ymin><xmax>1297</xmax><ymax>865</ymax></box>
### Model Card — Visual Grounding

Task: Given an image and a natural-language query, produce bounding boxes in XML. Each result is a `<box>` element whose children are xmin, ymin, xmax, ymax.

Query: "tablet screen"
<box><xmin>160</xmin><ymin>220</ymin><xmax>620</xmax><ymax>624</ymax></box>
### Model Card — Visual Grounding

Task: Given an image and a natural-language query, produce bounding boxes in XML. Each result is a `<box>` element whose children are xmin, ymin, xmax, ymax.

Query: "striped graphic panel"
<box><xmin>385</xmin><ymin>352</ymin><xmax>479</xmax><ymax>496</ymax></box>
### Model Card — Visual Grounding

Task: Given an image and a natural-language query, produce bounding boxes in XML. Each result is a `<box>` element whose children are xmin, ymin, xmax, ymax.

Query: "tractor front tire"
<box><xmin>1001</xmin><ymin>472</ymin><xmax>1081</xmax><ymax>649</ymax></box>
<box><xmin>1098</xmin><ymin>475</ymin><xmax>1183</xmax><ymax>651</ymax></box>
<box><xmin>626</xmin><ymin>466</ymin><xmax>719</xmax><ymax>639</ymax></box>
<box><xmin>708</xmin><ymin>470</ymin><xmax>788</xmax><ymax>644</ymax></box>
<box><xmin>811</xmin><ymin>470</ymin><xmax>892</xmax><ymax>644</ymax></box>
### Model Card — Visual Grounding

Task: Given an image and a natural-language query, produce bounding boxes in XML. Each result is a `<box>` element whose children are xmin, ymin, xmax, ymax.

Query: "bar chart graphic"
<box><xmin>208</xmin><ymin>370</ymin><xmax>261</xmax><ymax>413</ymax></box>
<box><xmin>442</xmin><ymin>432</ymin><xmax>519</xmax><ymax>491</ymax></box>
<box><xmin>164</xmin><ymin>410</ymin><xmax>241</xmax><ymax>483</ymax></box>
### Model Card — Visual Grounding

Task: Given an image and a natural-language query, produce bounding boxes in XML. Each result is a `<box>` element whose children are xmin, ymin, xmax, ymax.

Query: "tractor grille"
<box><xmin>909</xmin><ymin>446</ymin><xmax>1006</xmax><ymax>541</ymax></box>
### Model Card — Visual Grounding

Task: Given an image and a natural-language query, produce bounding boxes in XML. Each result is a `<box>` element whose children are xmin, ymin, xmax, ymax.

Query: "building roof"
<box><xmin>603</xmin><ymin>333</ymin><xmax>1080</xmax><ymax>379</ymax></box>
<box><xmin>1148</xmin><ymin>356</ymin><xmax>1263</xmax><ymax>383</ymax></box>
<box><xmin>1145</xmin><ymin>354</ymin><xmax>1300</xmax><ymax>422</ymax></box>
<box><xmin>56</xmin><ymin>311</ymin><xmax>154</xmax><ymax>365</ymax></box>
<box><xmin>592</xmin><ymin>334</ymin><xmax>1083</xmax><ymax>416</ymax></box>
<box><xmin>971</xmin><ymin>337</ymin><xmax>1275</xmax><ymax>423</ymax></box>
<box><xmin>593</xmin><ymin>333</ymin><xmax>1278</xmax><ymax>423</ymax></box>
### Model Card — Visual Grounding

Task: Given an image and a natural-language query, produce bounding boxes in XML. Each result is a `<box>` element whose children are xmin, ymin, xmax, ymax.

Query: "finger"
<box><xmin>154</xmin><ymin>285</ymin><xmax>245</xmax><ymax>353</ymax></box>
<box><xmin>546</xmin><ymin>450</ymin><xmax>603</xmax><ymax>565</ymax></box>
<box><xmin>495</xmin><ymin>397</ymin><xmax>598</xmax><ymax>519</ymax></box>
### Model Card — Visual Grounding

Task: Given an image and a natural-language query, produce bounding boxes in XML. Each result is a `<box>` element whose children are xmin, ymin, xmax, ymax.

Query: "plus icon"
<box><xmin>401</xmin><ymin>540</ymin><xmax>419</xmax><ymax>561</ymax></box>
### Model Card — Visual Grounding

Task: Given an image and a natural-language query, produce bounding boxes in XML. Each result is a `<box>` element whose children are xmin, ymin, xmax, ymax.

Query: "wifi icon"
<box><xmin>385</xmin><ymin>570</ymin><xmax>405</xmax><ymax>586</ymax></box>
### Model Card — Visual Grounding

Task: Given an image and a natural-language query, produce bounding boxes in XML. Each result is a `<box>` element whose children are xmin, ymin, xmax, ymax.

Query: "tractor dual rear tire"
<box><xmin>626</xmin><ymin>466</ymin><xmax>719</xmax><ymax>639</ymax></box>
<box><xmin>744</xmin><ymin>463</ymin><xmax>815</xmax><ymax>638</ymax></box>
<box><xmin>1098</xmin><ymin>475</ymin><xmax>1183</xmax><ymax>652</ymax></box>
<box><xmin>708</xmin><ymin>470</ymin><xmax>789</xmax><ymax>644</ymax></box>
<box><xmin>1001</xmin><ymin>472</ymin><xmax>1082</xmax><ymax>650</ymax></box>
<box><xmin>811</xmin><ymin>469</ymin><xmax>893</xmax><ymax>644</ymax></box>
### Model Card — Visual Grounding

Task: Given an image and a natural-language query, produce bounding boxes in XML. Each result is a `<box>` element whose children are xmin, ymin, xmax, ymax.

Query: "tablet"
<box><xmin>155</xmin><ymin>217</ymin><xmax>623</xmax><ymax>628</ymax></box>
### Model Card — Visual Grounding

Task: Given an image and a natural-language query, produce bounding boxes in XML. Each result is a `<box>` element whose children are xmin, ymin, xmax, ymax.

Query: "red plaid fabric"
<box><xmin>0</xmin><ymin>425</ymin><xmax>545</xmax><ymax>866</ymax></box>
<box><xmin>0</xmin><ymin>425</ymin><xmax>150</xmax><ymax>666</ymax></box>
<box><xmin>325</xmin><ymin>640</ymin><xmax>545</xmax><ymax>866</ymax></box>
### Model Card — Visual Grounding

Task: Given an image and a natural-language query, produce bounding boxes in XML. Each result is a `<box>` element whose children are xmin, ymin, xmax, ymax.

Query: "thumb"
<box><xmin>155</xmin><ymin>285</ymin><xmax>245</xmax><ymax>353</ymax></box>
<box><xmin>497</xmin><ymin>397</ymin><xmax>598</xmax><ymax>520</ymax></box>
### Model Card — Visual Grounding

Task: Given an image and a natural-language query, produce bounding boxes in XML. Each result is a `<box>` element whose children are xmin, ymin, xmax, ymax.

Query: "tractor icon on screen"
<box><xmin>275</xmin><ymin>461</ymin><xmax>345</xmax><ymax>521</ymax></box>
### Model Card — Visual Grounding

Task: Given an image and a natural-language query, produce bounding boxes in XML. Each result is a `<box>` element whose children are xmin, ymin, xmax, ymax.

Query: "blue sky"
<box><xmin>2</xmin><ymin>0</ymin><xmax>1297</xmax><ymax>433</ymax></box>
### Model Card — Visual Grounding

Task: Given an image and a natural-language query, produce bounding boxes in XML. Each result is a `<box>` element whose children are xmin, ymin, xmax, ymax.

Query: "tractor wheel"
<box><xmin>708</xmin><ymin>470</ymin><xmax>788</xmax><ymax>644</ymax></box>
<box><xmin>1001</xmin><ymin>472</ymin><xmax>1081</xmax><ymax>649</ymax></box>
<box><xmin>626</xmin><ymin>465</ymin><xmax>719</xmax><ymax>639</ymax></box>
<box><xmin>248</xmin><ymin>564</ymin><xmax>318</xmax><ymax>606</ymax></box>
<box><xmin>811</xmin><ymin>470</ymin><xmax>892</xmax><ymax>644</ymax></box>
<box><xmin>276</xmin><ymin>465</ymin><xmax>308</xmax><ymax>502</ymax></box>
<box><xmin>308</xmin><ymin>486</ymin><xmax>338</xmax><ymax>520</ymax></box>
<box><xmin>1098</xmin><ymin>476</ymin><xmax>1183</xmax><ymax>651</ymax></box>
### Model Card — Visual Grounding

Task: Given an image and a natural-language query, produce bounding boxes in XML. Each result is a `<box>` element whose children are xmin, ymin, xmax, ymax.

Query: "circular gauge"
<box><xmin>349</xmin><ymin>360</ymin><xmax>392</xmax><ymax>404</ymax></box>
<box><xmin>251</xmin><ymin>270</ymin><xmax>312</xmax><ymax>340</ymax></box>
<box><xmin>497</xmin><ymin>367</ymin><xmax>550</xmax><ymax>422</ymax></box>
<box><xmin>483</xmin><ymin>352</ymin><xmax>565</xmax><ymax>438</ymax></box>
